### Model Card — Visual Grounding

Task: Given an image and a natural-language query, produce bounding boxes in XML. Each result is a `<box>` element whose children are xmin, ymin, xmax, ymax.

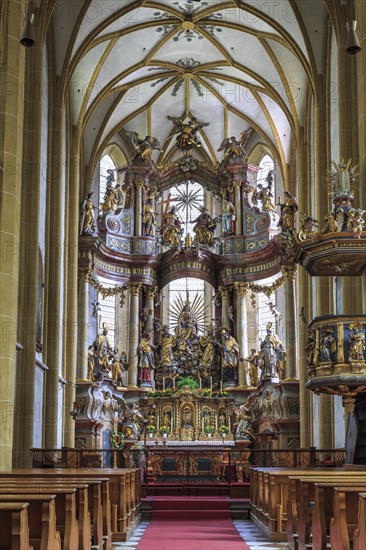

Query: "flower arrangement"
<box><xmin>202</xmin><ymin>388</ymin><xmax>212</xmax><ymax>397</ymax></box>
<box><xmin>160</xmin><ymin>425</ymin><xmax>170</xmax><ymax>435</ymax></box>
<box><xmin>146</xmin><ymin>425</ymin><xmax>156</xmax><ymax>434</ymax></box>
<box><xmin>213</xmin><ymin>390</ymin><xmax>228</xmax><ymax>398</ymax></box>
<box><xmin>218</xmin><ymin>425</ymin><xmax>230</xmax><ymax>436</ymax></box>
<box><xmin>204</xmin><ymin>425</ymin><xmax>215</xmax><ymax>434</ymax></box>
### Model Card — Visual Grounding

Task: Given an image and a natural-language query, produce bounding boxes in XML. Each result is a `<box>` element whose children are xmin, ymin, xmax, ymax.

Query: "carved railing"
<box><xmin>31</xmin><ymin>447</ymin><xmax>346</xmax><ymax>484</ymax></box>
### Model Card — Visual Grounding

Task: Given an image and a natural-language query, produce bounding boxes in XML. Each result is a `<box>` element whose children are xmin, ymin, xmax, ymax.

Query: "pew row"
<box><xmin>353</xmin><ymin>492</ymin><xmax>366</xmax><ymax>550</ymax></box>
<box><xmin>0</xmin><ymin>503</ymin><xmax>32</xmax><ymax>550</ymax></box>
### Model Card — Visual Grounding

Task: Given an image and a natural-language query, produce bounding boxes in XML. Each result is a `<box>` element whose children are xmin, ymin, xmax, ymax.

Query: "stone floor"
<box><xmin>112</xmin><ymin>520</ymin><xmax>287</xmax><ymax>549</ymax></box>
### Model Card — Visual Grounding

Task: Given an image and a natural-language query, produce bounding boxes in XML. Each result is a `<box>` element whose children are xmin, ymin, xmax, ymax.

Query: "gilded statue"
<box><xmin>222</xmin><ymin>199</ymin><xmax>236</xmax><ymax>235</ymax></box>
<box><xmin>167</xmin><ymin>115</ymin><xmax>209</xmax><ymax>151</ymax></box>
<box><xmin>160</xmin><ymin>326</ymin><xmax>176</xmax><ymax>366</ymax></box>
<box><xmin>244</xmin><ymin>348</ymin><xmax>260</xmax><ymax>387</ymax></box>
<box><xmin>181</xmin><ymin>406</ymin><xmax>193</xmax><ymax>428</ymax></box>
<box><xmin>87</xmin><ymin>345</ymin><xmax>96</xmax><ymax>382</ymax></box>
<box><xmin>175</xmin><ymin>303</ymin><xmax>199</xmax><ymax>352</ymax></box>
<box><xmin>112</xmin><ymin>352</ymin><xmax>128</xmax><ymax>386</ymax></box>
<box><xmin>217</xmin><ymin>128</ymin><xmax>252</xmax><ymax>161</ymax></box>
<box><xmin>319</xmin><ymin>328</ymin><xmax>336</xmax><ymax>363</ymax></box>
<box><xmin>252</xmin><ymin>183</ymin><xmax>277</xmax><ymax>213</ymax></box>
<box><xmin>219</xmin><ymin>329</ymin><xmax>240</xmax><ymax>386</ymax></box>
<box><xmin>347</xmin><ymin>208</ymin><xmax>365</xmax><ymax>238</ymax></box>
<box><xmin>231</xmin><ymin>402</ymin><xmax>255</xmax><ymax>441</ymax></box>
<box><xmin>298</xmin><ymin>212</ymin><xmax>319</xmax><ymax>241</ymax></box>
<box><xmin>199</xmin><ymin>327</ymin><xmax>216</xmax><ymax>370</ymax></box>
<box><xmin>277</xmin><ymin>191</ymin><xmax>298</xmax><ymax>232</ymax></box>
<box><xmin>138</xmin><ymin>333</ymin><xmax>156</xmax><ymax>384</ymax></box>
<box><xmin>143</xmin><ymin>198</ymin><xmax>156</xmax><ymax>236</ymax></box>
<box><xmin>121</xmin><ymin>402</ymin><xmax>143</xmax><ymax>439</ymax></box>
<box><xmin>349</xmin><ymin>323</ymin><xmax>365</xmax><ymax>361</ymax></box>
<box><xmin>100</xmin><ymin>184</ymin><xmax>123</xmax><ymax>213</ymax></box>
<box><xmin>80</xmin><ymin>192</ymin><xmax>97</xmax><ymax>235</ymax></box>
<box><xmin>192</xmin><ymin>207</ymin><xmax>217</xmax><ymax>246</ymax></box>
<box><xmin>322</xmin><ymin>211</ymin><xmax>339</xmax><ymax>233</ymax></box>
<box><xmin>162</xmin><ymin>207</ymin><xmax>182</xmax><ymax>246</ymax></box>
<box><xmin>126</xmin><ymin>131</ymin><xmax>162</xmax><ymax>159</ymax></box>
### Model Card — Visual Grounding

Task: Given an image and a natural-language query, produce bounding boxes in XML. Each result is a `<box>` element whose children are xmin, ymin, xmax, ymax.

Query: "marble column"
<box><xmin>77</xmin><ymin>271</ymin><xmax>90</xmax><ymax>380</ymax></box>
<box><xmin>135</xmin><ymin>180</ymin><xmax>143</xmax><ymax>236</ymax></box>
<box><xmin>0</xmin><ymin>1</ymin><xmax>26</xmax><ymax>469</ymax></box>
<box><xmin>221</xmin><ymin>287</ymin><xmax>230</xmax><ymax>329</ymax></box>
<box><xmin>128</xmin><ymin>283</ymin><xmax>141</xmax><ymax>387</ymax></box>
<box><xmin>44</xmin><ymin>83</ymin><xmax>65</xmax><ymax>449</ymax></box>
<box><xmin>234</xmin><ymin>181</ymin><xmax>242</xmax><ymax>235</ymax></box>
<box><xmin>234</xmin><ymin>284</ymin><xmax>248</xmax><ymax>386</ymax></box>
<box><xmin>284</xmin><ymin>269</ymin><xmax>298</xmax><ymax>380</ymax></box>
<box><xmin>145</xmin><ymin>287</ymin><xmax>155</xmax><ymax>334</ymax></box>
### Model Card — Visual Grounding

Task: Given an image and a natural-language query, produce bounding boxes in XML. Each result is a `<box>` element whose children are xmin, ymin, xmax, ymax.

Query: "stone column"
<box><xmin>234</xmin><ymin>181</ymin><xmax>242</xmax><ymax>235</ymax></box>
<box><xmin>128</xmin><ymin>283</ymin><xmax>141</xmax><ymax>387</ymax></box>
<box><xmin>77</xmin><ymin>269</ymin><xmax>90</xmax><ymax>380</ymax></box>
<box><xmin>298</xmin><ymin>269</ymin><xmax>311</xmax><ymax>447</ymax></box>
<box><xmin>145</xmin><ymin>287</ymin><xmax>155</xmax><ymax>334</ymax></box>
<box><xmin>234</xmin><ymin>284</ymin><xmax>248</xmax><ymax>386</ymax></box>
<box><xmin>44</xmin><ymin>82</ymin><xmax>65</xmax><ymax>449</ymax></box>
<box><xmin>135</xmin><ymin>180</ymin><xmax>143</xmax><ymax>236</ymax></box>
<box><xmin>0</xmin><ymin>1</ymin><xmax>26</xmax><ymax>469</ymax></box>
<box><xmin>284</xmin><ymin>268</ymin><xmax>298</xmax><ymax>380</ymax></box>
<box><xmin>221</xmin><ymin>287</ymin><xmax>230</xmax><ymax>329</ymax></box>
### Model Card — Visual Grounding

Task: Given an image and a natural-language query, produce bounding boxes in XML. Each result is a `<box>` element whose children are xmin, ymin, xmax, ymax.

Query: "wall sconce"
<box><xmin>345</xmin><ymin>21</ymin><xmax>361</xmax><ymax>55</ymax></box>
<box><xmin>20</xmin><ymin>12</ymin><xmax>36</xmax><ymax>48</ymax></box>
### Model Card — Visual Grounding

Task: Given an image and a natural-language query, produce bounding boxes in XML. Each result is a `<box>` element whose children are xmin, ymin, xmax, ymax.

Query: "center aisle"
<box><xmin>136</xmin><ymin>517</ymin><xmax>250</xmax><ymax>550</ymax></box>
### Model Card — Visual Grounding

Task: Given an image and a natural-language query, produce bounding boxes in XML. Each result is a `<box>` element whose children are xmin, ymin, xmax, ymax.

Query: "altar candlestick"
<box><xmin>163</xmin><ymin>377</ymin><xmax>165</xmax><ymax>391</ymax></box>
<box><xmin>152</xmin><ymin>380</ymin><xmax>155</xmax><ymax>391</ymax></box>
<box><xmin>220</xmin><ymin>380</ymin><xmax>223</xmax><ymax>392</ymax></box>
<box><xmin>210</xmin><ymin>376</ymin><xmax>213</xmax><ymax>391</ymax></box>
<box><xmin>199</xmin><ymin>378</ymin><xmax>202</xmax><ymax>389</ymax></box>
<box><xmin>113</xmin><ymin>412</ymin><xmax>118</xmax><ymax>433</ymax></box>
<box><xmin>173</xmin><ymin>377</ymin><xmax>175</xmax><ymax>389</ymax></box>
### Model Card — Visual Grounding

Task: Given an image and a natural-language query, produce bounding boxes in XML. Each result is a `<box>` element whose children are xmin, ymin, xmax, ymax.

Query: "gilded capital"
<box><xmin>78</xmin><ymin>267</ymin><xmax>92</xmax><ymax>283</ymax></box>
<box><xmin>233</xmin><ymin>282</ymin><xmax>249</xmax><ymax>296</ymax></box>
<box><xmin>220</xmin><ymin>286</ymin><xmax>231</xmax><ymax>300</ymax></box>
<box><xmin>129</xmin><ymin>282</ymin><xmax>142</xmax><ymax>296</ymax></box>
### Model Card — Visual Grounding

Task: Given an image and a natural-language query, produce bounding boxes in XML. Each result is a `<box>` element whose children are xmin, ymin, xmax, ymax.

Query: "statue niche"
<box><xmin>180</xmin><ymin>403</ymin><xmax>195</xmax><ymax>440</ymax></box>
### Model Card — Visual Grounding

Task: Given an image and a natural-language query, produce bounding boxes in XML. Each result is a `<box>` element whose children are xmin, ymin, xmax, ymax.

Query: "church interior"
<box><xmin>1</xmin><ymin>0</ymin><xmax>366</xmax><ymax>548</ymax></box>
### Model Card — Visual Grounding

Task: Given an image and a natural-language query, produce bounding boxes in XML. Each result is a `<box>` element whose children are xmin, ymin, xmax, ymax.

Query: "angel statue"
<box><xmin>347</xmin><ymin>208</ymin><xmax>365</xmax><ymax>239</ymax></box>
<box><xmin>267</xmin><ymin>301</ymin><xmax>282</xmax><ymax>324</ymax></box>
<box><xmin>167</xmin><ymin>115</ymin><xmax>209</xmax><ymax>152</ymax></box>
<box><xmin>298</xmin><ymin>212</ymin><xmax>319</xmax><ymax>241</ymax></box>
<box><xmin>230</xmin><ymin>401</ymin><xmax>255</xmax><ymax>441</ymax></box>
<box><xmin>126</xmin><ymin>131</ymin><xmax>162</xmax><ymax>160</ymax></box>
<box><xmin>217</xmin><ymin>128</ymin><xmax>253</xmax><ymax>161</ymax></box>
<box><xmin>80</xmin><ymin>192</ymin><xmax>97</xmax><ymax>235</ymax></box>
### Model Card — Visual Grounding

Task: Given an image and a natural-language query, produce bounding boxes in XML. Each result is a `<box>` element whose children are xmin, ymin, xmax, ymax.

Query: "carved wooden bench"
<box><xmin>353</xmin><ymin>492</ymin><xmax>366</xmax><ymax>550</ymax></box>
<box><xmin>0</xmin><ymin>502</ymin><xmax>32</xmax><ymax>550</ymax></box>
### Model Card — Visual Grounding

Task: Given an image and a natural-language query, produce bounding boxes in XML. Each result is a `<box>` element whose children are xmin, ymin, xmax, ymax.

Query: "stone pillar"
<box><xmin>77</xmin><ymin>270</ymin><xmax>90</xmax><ymax>380</ymax></box>
<box><xmin>284</xmin><ymin>268</ymin><xmax>298</xmax><ymax>380</ymax></box>
<box><xmin>44</xmin><ymin>82</ymin><xmax>65</xmax><ymax>449</ymax></box>
<box><xmin>221</xmin><ymin>287</ymin><xmax>230</xmax><ymax>329</ymax></box>
<box><xmin>128</xmin><ymin>283</ymin><xmax>141</xmax><ymax>387</ymax></box>
<box><xmin>0</xmin><ymin>1</ymin><xmax>26</xmax><ymax>469</ymax></box>
<box><xmin>145</xmin><ymin>287</ymin><xmax>155</xmax><ymax>334</ymax></box>
<box><xmin>234</xmin><ymin>181</ymin><xmax>242</xmax><ymax>235</ymax></box>
<box><xmin>298</xmin><ymin>269</ymin><xmax>311</xmax><ymax>447</ymax></box>
<box><xmin>135</xmin><ymin>180</ymin><xmax>143</xmax><ymax>236</ymax></box>
<box><xmin>234</xmin><ymin>284</ymin><xmax>248</xmax><ymax>386</ymax></box>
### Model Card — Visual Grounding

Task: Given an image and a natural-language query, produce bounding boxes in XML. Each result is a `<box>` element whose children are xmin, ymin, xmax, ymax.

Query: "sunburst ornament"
<box><xmin>168</xmin><ymin>293</ymin><xmax>207</xmax><ymax>334</ymax></box>
<box><xmin>328</xmin><ymin>158</ymin><xmax>359</xmax><ymax>200</ymax></box>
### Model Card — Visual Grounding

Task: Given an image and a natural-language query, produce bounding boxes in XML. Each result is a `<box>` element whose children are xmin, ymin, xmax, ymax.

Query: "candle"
<box><xmin>210</xmin><ymin>376</ymin><xmax>213</xmax><ymax>391</ymax></box>
<box><xmin>152</xmin><ymin>380</ymin><xmax>155</xmax><ymax>391</ymax></box>
<box><xmin>173</xmin><ymin>377</ymin><xmax>175</xmax><ymax>389</ymax></box>
<box><xmin>199</xmin><ymin>378</ymin><xmax>202</xmax><ymax>389</ymax></box>
<box><xmin>220</xmin><ymin>380</ymin><xmax>223</xmax><ymax>392</ymax></box>
<box><xmin>163</xmin><ymin>377</ymin><xmax>165</xmax><ymax>391</ymax></box>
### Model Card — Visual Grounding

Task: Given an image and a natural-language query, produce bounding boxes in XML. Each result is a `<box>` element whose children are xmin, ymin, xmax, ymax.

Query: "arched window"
<box><xmin>257</xmin><ymin>154</ymin><xmax>274</xmax><ymax>188</ymax></box>
<box><xmin>97</xmin><ymin>291</ymin><xmax>116</xmax><ymax>349</ymax></box>
<box><xmin>99</xmin><ymin>154</ymin><xmax>116</xmax><ymax>204</ymax></box>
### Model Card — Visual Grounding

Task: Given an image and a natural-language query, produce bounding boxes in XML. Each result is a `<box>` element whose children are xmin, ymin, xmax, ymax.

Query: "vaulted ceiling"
<box><xmin>52</xmin><ymin>0</ymin><xmax>337</xmax><ymax>173</ymax></box>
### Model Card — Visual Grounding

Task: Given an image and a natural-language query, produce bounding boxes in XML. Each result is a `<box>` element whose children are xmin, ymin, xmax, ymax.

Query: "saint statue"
<box><xmin>349</xmin><ymin>323</ymin><xmax>365</xmax><ymax>361</ymax></box>
<box><xmin>160</xmin><ymin>326</ymin><xmax>176</xmax><ymax>367</ymax></box>
<box><xmin>199</xmin><ymin>327</ymin><xmax>216</xmax><ymax>370</ymax></box>
<box><xmin>93</xmin><ymin>322</ymin><xmax>114</xmax><ymax>375</ymax></box>
<box><xmin>87</xmin><ymin>345</ymin><xmax>96</xmax><ymax>382</ymax></box>
<box><xmin>112</xmin><ymin>351</ymin><xmax>128</xmax><ymax>386</ymax></box>
<box><xmin>181</xmin><ymin>406</ymin><xmax>193</xmax><ymax>428</ymax></box>
<box><xmin>259</xmin><ymin>322</ymin><xmax>284</xmax><ymax>379</ymax></box>
<box><xmin>80</xmin><ymin>192</ymin><xmax>97</xmax><ymax>235</ymax></box>
<box><xmin>244</xmin><ymin>348</ymin><xmax>260</xmax><ymax>387</ymax></box>
<box><xmin>143</xmin><ymin>198</ymin><xmax>156</xmax><ymax>236</ymax></box>
<box><xmin>138</xmin><ymin>333</ymin><xmax>156</xmax><ymax>384</ymax></box>
<box><xmin>100</xmin><ymin>184</ymin><xmax>123</xmax><ymax>213</ymax></box>
<box><xmin>175</xmin><ymin>302</ymin><xmax>199</xmax><ymax>352</ymax></box>
<box><xmin>319</xmin><ymin>328</ymin><xmax>336</xmax><ymax>363</ymax></box>
<box><xmin>222</xmin><ymin>199</ymin><xmax>236</xmax><ymax>235</ymax></box>
<box><xmin>192</xmin><ymin>207</ymin><xmax>217</xmax><ymax>246</ymax></box>
<box><xmin>277</xmin><ymin>191</ymin><xmax>298</xmax><ymax>232</ymax></box>
<box><xmin>162</xmin><ymin>207</ymin><xmax>182</xmax><ymax>246</ymax></box>
<box><xmin>220</xmin><ymin>329</ymin><xmax>240</xmax><ymax>386</ymax></box>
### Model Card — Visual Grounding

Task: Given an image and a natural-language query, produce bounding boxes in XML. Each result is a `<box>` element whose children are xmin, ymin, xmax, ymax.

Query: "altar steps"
<box><xmin>141</xmin><ymin>496</ymin><xmax>250</xmax><ymax>521</ymax></box>
<box><xmin>142</xmin><ymin>482</ymin><xmax>250</xmax><ymax>498</ymax></box>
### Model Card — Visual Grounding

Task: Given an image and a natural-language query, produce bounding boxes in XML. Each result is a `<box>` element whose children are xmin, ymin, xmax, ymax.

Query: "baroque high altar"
<box><xmin>74</xmin><ymin>127</ymin><xmax>366</xmax><ymax>451</ymax></box>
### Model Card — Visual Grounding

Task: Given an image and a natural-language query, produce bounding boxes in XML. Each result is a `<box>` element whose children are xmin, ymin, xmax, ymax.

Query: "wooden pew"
<box><xmin>0</xmin><ymin>502</ymin><xmax>31</xmax><ymax>550</ymax></box>
<box><xmin>353</xmin><ymin>493</ymin><xmax>366</xmax><ymax>550</ymax></box>
<box><xmin>0</xmin><ymin>494</ymin><xmax>61</xmax><ymax>550</ymax></box>
<box><xmin>0</xmin><ymin>480</ymin><xmax>91</xmax><ymax>550</ymax></box>
<box><xmin>0</xmin><ymin>487</ymin><xmax>78</xmax><ymax>550</ymax></box>
<box><xmin>329</xmin><ymin>487</ymin><xmax>365</xmax><ymax>550</ymax></box>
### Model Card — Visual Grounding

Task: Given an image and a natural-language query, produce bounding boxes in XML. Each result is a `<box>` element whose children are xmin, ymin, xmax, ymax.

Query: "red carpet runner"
<box><xmin>137</xmin><ymin>497</ymin><xmax>250</xmax><ymax>550</ymax></box>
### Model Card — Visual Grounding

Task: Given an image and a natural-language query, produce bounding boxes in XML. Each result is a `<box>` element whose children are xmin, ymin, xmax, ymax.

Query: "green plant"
<box><xmin>218</xmin><ymin>425</ymin><xmax>230</xmax><ymax>435</ymax></box>
<box><xmin>160</xmin><ymin>425</ymin><xmax>170</xmax><ymax>435</ymax></box>
<box><xmin>204</xmin><ymin>425</ymin><xmax>215</xmax><ymax>434</ymax></box>
<box><xmin>176</xmin><ymin>377</ymin><xmax>199</xmax><ymax>390</ymax></box>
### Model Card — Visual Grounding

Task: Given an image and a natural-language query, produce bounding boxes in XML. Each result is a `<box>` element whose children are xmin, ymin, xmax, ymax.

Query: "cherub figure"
<box><xmin>126</xmin><ymin>131</ymin><xmax>162</xmax><ymax>159</ymax></box>
<box><xmin>217</xmin><ymin>128</ymin><xmax>252</xmax><ymax>161</ymax></box>
<box><xmin>347</xmin><ymin>208</ymin><xmax>365</xmax><ymax>238</ymax></box>
<box><xmin>322</xmin><ymin>211</ymin><xmax>339</xmax><ymax>233</ymax></box>
<box><xmin>298</xmin><ymin>212</ymin><xmax>319</xmax><ymax>241</ymax></box>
